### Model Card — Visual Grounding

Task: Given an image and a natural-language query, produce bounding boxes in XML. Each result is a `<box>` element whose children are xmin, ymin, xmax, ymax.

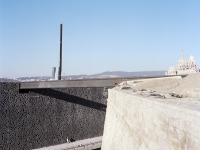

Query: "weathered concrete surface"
<box><xmin>130</xmin><ymin>73</ymin><xmax>200</xmax><ymax>97</ymax></box>
<box><xmin>180</xmin><ymin>88</ymin><xmax>200</xmax><ymax>98</ymax></box>
<box><xmin>0</xmin><ymin>82</ymin><xmax>107</xmax><ymax>150</ymax></box>
<box><xmin>20</xmin><ymin>78</ymin><xmax>123</xmax><ymax>89</ymax></box>
<box><xmin>20</xmin><ymin>75</ymin><xmax>185</xmax><ymax>89</ymax></box>
<box><xmin>101</xmin><ymin>89</ymin><xmax>200</xmax><ymax>150</ymax></box>
<box><xmin>34</xmin><ymin>136</ymin><xmax>102</xmax><ymax>150</ymax></box>
<box><xmin>126</xmin><ymin>76</ymin><xmax>182</xmax><ymax>86</ymax></box>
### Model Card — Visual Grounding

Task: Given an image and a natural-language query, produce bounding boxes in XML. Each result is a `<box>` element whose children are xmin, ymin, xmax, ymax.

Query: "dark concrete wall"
<box><xmin>0</xmin><ymin>82</ymin><xmax>107</xmax><ymax>150</ymax></box>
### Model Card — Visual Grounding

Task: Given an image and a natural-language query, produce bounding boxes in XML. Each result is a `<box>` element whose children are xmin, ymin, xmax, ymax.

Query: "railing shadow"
<box><xmin>31</xmin><ymin>88</ymin><xmax>106</xmax><ymax>112</ymax></box>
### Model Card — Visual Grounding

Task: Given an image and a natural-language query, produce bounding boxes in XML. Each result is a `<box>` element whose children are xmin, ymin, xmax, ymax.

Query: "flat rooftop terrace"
<box><xmin>19</xmin><ymin>75</ymin><xmax>185</xmax><ymax>89</ymax></box>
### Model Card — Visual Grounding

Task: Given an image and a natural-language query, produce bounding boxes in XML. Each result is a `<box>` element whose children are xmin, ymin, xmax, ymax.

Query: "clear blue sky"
<box><xmin>0</xmin><ymin>0</ymin><xmax>200</xmax><ymax>77</ymax></box>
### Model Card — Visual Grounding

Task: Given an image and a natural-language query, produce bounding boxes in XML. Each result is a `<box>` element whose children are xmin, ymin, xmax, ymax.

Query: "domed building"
<box><xmin>165</xmin><ymin>52</ymin><xmax>197</xmax><ymax>75</ymax></box>
<box><xmin>188</xmin><ymin>55</ymin><xmax>196</xmax><ymax>70</ymax></box>
<box><xmin>176</xmin><ymin>52</ymin><xmax>187</xmax><ymax>70</ymax></box>
<box><xmin>166</xmin><ymin>66</ymin><xmax>176</xmax><ymax>75</ymax></box>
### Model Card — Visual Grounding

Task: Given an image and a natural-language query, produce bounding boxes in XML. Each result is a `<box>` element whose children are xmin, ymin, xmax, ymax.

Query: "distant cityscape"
<box><xmin>0</xmin><ymin>71</ymin><xmax>165</xmax><ymax>82</ymax></box>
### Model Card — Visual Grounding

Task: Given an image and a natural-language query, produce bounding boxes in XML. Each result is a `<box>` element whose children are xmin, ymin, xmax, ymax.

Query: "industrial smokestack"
<box><xmin>58</xmin><ymin>23</ymin><xmax>62</xmax><ymax>80</ymax></box>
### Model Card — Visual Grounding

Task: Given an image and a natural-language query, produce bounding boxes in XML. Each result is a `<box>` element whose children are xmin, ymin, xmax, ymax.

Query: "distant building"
<box><xmin>52</xmin><ymin>67</ymin><xmax>56</xmax><ymax>80</ymax></box>
<box><xmin>166</xmin><ymin>52</ymin><xmax>197</xmax><ymax>75</ymax></box>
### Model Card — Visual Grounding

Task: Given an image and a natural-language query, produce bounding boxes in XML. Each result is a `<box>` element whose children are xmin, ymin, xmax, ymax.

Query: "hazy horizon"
<box><xmin>1</xmin><ymin>70</ymin><xmax>166</xmax><ymax>78</ymax></box>
<box><xmin>1</xmin><ymin>1</ymin><xmax>200</xmax><ymax>77</ymax></box>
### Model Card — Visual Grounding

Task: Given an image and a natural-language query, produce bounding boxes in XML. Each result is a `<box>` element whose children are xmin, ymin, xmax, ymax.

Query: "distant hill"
<box><xmin>62</xmin><ymin>71</ymin><xmax>166</xmax><ymax>79</ymax></box>
<box><xmin>91</xmin><ymin>71</ymin><xmax>165</xmax><ymax>77</ymax></box>
<box><xmin>1</xmin><ymin>71</ymin><xmax>166</xmax><ymax>82</ymax></box>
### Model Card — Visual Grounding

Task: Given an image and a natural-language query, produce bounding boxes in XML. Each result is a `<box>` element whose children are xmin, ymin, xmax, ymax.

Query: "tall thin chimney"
<box><xmin>58</xmin><ymin>23</ymin><xmax>62</xmax><ymax>80</ymax></box>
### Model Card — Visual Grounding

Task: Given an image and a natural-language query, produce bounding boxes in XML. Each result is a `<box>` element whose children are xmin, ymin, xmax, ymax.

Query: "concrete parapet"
<box><xmin>102</xmin><ymin>89</ymin><xmax>200</xmax><ymax>150</ymax></box>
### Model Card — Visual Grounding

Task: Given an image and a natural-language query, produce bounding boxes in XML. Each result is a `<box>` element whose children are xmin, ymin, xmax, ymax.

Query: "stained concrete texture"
<box><xmin>102</xmin><ymin>88</ymin><xmax>200</xmax><ymax>150</ymax></box>
<box><xmin>0</xmin><ymin>82</ymin><xmax>107</xmax><ymax>150</ymax></box>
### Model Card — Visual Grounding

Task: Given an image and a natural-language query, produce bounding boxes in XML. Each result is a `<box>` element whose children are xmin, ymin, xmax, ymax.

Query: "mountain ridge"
<box><xmin>62</xmin><ymin>70</ymin><xmax>166</xmax><ymax>79</ymax></box>
<box><xmin>1</xmin><ymin>71</ymin><xmax>166</xmax><ymax>81</ymax></box>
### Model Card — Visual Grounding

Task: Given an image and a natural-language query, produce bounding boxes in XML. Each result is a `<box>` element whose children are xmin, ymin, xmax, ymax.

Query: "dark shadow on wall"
<box><xmin>1</xmin><ymin>83</ymin><xmax>106</xmax><ymax>150</ymax></box>
<box><xmin>31</xmin><ymin>88</ymin><xmax>106</xmax><ymax>112</ymax></box>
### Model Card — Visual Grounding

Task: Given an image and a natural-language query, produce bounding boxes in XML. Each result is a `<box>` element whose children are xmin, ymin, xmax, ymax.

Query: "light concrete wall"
<box><xmin>101</xmin><ymin>89</ymin><xmax>200</xmax><ymax>150</ymax></box>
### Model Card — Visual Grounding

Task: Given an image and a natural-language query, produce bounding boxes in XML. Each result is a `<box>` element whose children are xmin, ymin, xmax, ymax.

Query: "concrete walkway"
<box><xmin>33</xmin><ymin>136</ymin><xmax>102</xmax><ymax>150</ymax></box>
